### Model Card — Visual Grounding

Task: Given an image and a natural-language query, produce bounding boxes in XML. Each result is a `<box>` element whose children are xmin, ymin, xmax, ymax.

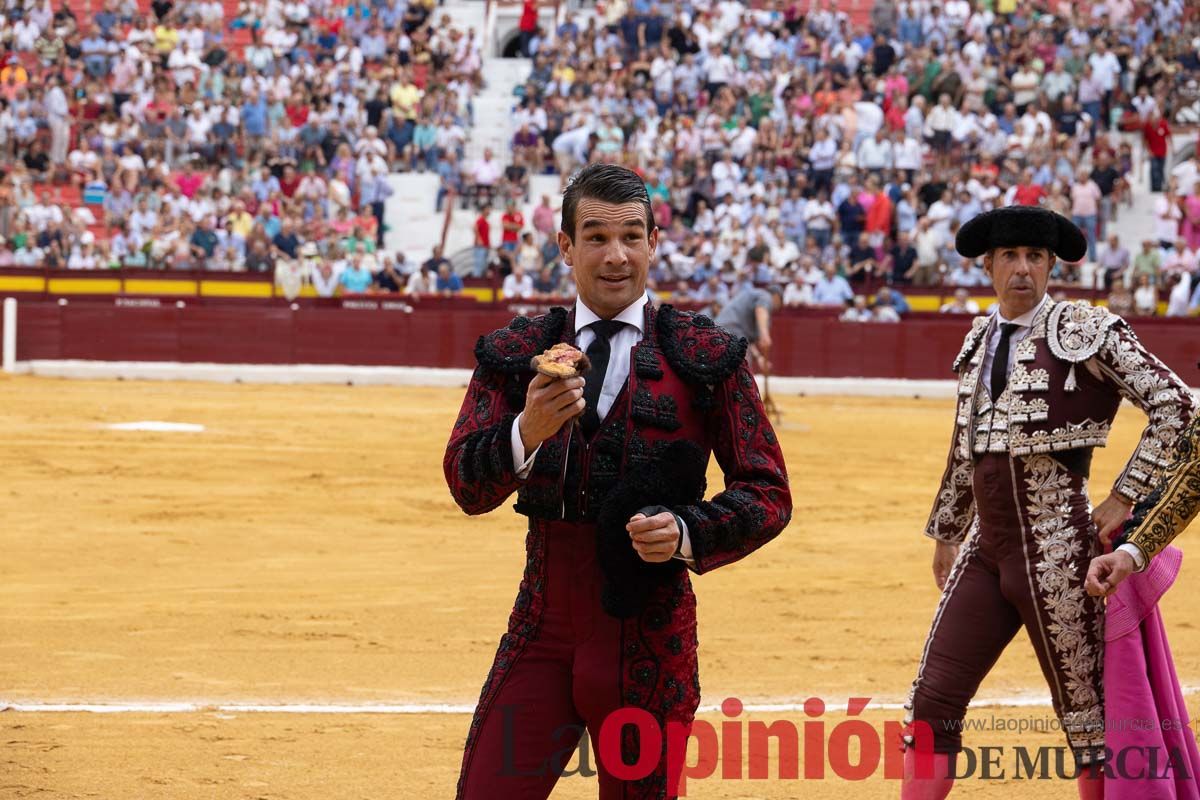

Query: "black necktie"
<box><xmin>581</xmin><ymin>319</ymin><xmax>625</xmax><ymax>436</ymax></box>
<box><xmin>990</xmin><ymin>322</ymin><xmax>1020</xmax><ymax>401</ymax></box>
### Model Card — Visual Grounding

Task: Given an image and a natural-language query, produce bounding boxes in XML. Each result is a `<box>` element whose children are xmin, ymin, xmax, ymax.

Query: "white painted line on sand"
<box><xmin>105</xmin><ymin>421</ymin><xmax>206</xmax><ymax>433</ymax></box>
<box><xmin>6</xmin><ymin>691</ymin><xmax>1197</xmax><ymax>715</ymax></box>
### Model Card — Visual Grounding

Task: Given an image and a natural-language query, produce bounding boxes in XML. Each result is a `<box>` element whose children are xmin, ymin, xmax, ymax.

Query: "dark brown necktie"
<box><xmin>990</xmin><ymin>323</ymin><xmax>1020</xmax><ymax>400</ymax></box>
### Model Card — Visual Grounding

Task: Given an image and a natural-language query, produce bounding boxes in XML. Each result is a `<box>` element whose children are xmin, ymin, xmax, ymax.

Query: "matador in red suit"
<box><xmin>444</xmin><ymin>164</ymin><xmax>792</xmax><ymax>800</ymax></box>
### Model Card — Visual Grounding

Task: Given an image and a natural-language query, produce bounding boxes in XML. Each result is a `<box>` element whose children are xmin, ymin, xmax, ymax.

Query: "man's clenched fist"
<box><xmin>1085</xmin><ymin>550</ymin><xmax>1136</xmax><ymax>598</ymax></box>
<box><xmin>627</xmin><ymin>512</ymin><xmax>681</xmax><ymax>563</ymax></box>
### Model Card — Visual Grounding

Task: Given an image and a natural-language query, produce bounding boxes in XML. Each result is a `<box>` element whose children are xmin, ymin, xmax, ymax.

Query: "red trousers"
<box><xmin>458</xmin><ymin>520</ymin><xmax>673</xmax><ymax>799</ymax></box>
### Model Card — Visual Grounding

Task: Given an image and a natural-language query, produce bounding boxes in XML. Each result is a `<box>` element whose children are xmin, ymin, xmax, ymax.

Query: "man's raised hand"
<box><xmin>518</xmin><ymin>373</ymin><xmax>585</xmax><ymax>452</ymax></box>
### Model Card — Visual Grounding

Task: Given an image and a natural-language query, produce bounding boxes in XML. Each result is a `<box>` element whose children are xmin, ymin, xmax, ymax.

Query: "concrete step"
<box><xmin>465</xmin><ymin>58</ymin><xmax>530</xmax><ymax>162</ymax></box>
<box><xmin>382</xmin><ymin>173</ymin><xmax>442</xmax><ymax>265</ymax></box>
<box><xmin>439</xmin><ymin>0</ymin><xmax>487</xmax><ymax>35</ymax></box>
<box><xmin>1109</xmin><ymin>131</ymin><xmax>1199</xmax><ymax>251</ymax></box>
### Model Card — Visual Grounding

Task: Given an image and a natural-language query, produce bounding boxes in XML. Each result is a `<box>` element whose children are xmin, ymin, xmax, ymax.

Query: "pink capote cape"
<box><xmin>1104</xmin><ymin>545</ymin><xmax>1200</xmax><ymax>798</ymax></box>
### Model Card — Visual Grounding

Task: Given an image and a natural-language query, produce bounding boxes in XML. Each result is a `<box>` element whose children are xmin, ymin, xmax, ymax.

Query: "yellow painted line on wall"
<box><xmin>48</xmin><ymin>278</ymin><xmax>123</xmax><ymax>294</ymax></box>
<box><xmin>0</xmin><ymin>276</ymin><xmax>48</xmax><ymax>292</ymax></box>
<box><xmin>200</xmin><ymin>280</ymin><xmax>274</xmax><ymax>298</ymax></box>
<box><xmin>124</xmin><ymin>279</ymin><xmax>197</xmax><ymax>296</ymax></box>
<box><xmin>901</xmin><ymin>295</ymin><xmax>999</xmax><ymax>313</ymax></box>
<box><xmin>463</xmin><ymin>287</ymin><xmax>492</xmax><ymax>301</ymax></box>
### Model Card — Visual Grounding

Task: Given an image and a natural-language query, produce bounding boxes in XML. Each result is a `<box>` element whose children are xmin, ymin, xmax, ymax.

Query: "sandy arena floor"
<box><xmin>0</xmin><ymin>375</ymin><xmax>1196</xmax><ymax>799</ymax></box>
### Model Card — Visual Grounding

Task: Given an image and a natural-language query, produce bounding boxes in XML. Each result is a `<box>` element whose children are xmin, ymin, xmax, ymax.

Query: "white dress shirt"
<box><xmin>510</xmin><ymin>294</ymin><xmax>695</xmax><ymax>564</ymax></box>
<box><xmin>978</xmin><ymin>295</ymin><xmax>1145</xmax><ymax>569</ymax></box>
<box><xmin>979</xmin><ymin>295</ymin><xmax>1046</xmax><ymax>395</ymax></box>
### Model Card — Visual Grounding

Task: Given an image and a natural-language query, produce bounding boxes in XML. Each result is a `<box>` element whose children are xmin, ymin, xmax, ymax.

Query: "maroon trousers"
<box><xmin>458</xmin><ymin>520</ymin><xmax>683</xmax><ymax>799</ymax></box>
<box><xmin>906</xmin><ymin>453</ymin><xmax>1107</xmax><ymax>765</ymax></box>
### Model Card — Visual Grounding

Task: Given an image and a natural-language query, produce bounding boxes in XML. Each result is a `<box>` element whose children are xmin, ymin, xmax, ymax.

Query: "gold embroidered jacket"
<box><xmin>925</xmin><ymin>300</ymin><xmax>1197</xmax><ymax>543</ymax></box>
<box><xmin>1120</xmin><ymin>417</ymin><xmax>1200</xmax><ymax>568</ymax></box>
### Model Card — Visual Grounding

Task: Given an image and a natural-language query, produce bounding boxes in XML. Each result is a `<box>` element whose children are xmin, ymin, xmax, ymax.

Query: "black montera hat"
<box><xmin>955</xmin><ymin>206</ymin><xmax>1088</xmax><ymax>262</ymax></box>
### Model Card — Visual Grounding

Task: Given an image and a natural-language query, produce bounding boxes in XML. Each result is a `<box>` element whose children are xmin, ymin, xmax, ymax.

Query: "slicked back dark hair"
<box><xmin>560</xmin><ymin>163</ymin><xmax>654</xmax><ymax>242</ymax></box>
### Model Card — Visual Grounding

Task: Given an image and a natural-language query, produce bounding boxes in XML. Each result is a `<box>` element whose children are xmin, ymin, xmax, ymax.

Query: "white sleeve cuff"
<box><xmin>511</xmin><ymin>412</ymin><xmax>541</xmax><ymax>479</ymax></box>
<box><xmin>673</xmin><ymin>514</ymin><xmax>696</xmax><ymax>567</ymax></box>
<box><xmin>1117</xmin><ymin>542</ymin><xmax>1146</xmax><ymax>572</ymax></box>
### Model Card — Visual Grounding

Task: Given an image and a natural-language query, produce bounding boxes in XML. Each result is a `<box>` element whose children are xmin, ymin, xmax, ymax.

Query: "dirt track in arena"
<box><xmin>1</xmin><ymin>375</ymin><xmax>1197</xmax><ymax>798</ymax></box>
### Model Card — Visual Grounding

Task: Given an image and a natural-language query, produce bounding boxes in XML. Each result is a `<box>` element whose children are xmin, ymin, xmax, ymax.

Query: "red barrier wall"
<box><xmin>11</xmin><ymin>301</ymin><xmax>1200</xmax><ymax>382</ymax></box>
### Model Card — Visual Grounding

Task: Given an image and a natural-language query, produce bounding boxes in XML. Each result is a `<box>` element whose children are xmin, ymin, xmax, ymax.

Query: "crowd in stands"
<box><xmin>2</xmin><ymin>0</ymin><xmax>1200</xmax><ymax>320</ymax></box>
<box><xmin>496</xmin><ymin>0</ymin><xmax>1200</xmax><ymax>318</ymax></box>
<box><xmin>0</xmin><ymin>0</ymin><xmax>482</xmax><ymax>282</ymax></box>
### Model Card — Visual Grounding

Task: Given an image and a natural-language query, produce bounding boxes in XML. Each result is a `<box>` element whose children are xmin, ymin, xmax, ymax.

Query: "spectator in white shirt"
<box><xmin>840</xmin><ymin>294</ymin><xmax>875</xmax><ymax>322</ymax></box>
<box><xmin>941</xmin><ymin>288</ymin><xmax>981</xmax><ymax>314</ymax></box>
<box><xmin>1133</xmin><ymin>274</ymin><xmax>1158</xmax><ymax>315</ymax></box>
<box><xmin>1087</xmin><ymin>40</ymin><xmax>1121</xmax><ymax>93</ymax></box>
<box><xmin>803</xmin><ymin>189</ymin><xmax>836</xmax><ymax>249</ymax></box>
<box><xmin>808</xmin><ymin>128</ymin><xmax>838</xmax><ymax>193</ymax></box>
<box><xmin>1161</xmin><ymin>239</ymin><xmax>1196</xmax><ymax>277</ymax></box>
<box><xmin>355</xmin><ymin>126</ymin><xmax>389</xmax><ymax>159</ymax></box>
<box><xmin>856</xmin><ymin>128</ymin><xmax>894</xmax><ymax>173</ymax></box>
<box><xmin>471</xmin><ymin>148</ymin><xmax>502</xmax><ymax>205</ymax></box>
<box><xmin>924</xmin><ymin>94</ymin><xmax>957</xmax><ymax>166</ymax></box>
<box><xmin>405</xmin><ymin>266</ymin><xmax>436</xmax><ymax>295</ymax></box>
<box><xmin>1165</xmin><ymin>272</ymin><xmax>1192</xmax><ymax>317</ymax></box>
<box><xmin>45</xmin><ymin>77</ymin><xmax>71</xmax><ymax>164</ymax></box>
<box><xmin>1154</xmin><ymin>188</ymin><xmax>1183</xmax><ymax>248</ymax></box>
<box><xmin>913</xmin><ymin>218</ymin><xmax>945</xmax><ymax>286</ymax></box>
<box><xmin>926</xmin><ymin>189</ymin><xmax>956</xmax><ymax>239</ymax></box>
<box><xmin>711</xmin><ymin>151</ymin><xmax>744</xmax><ymax>200</ymax></box>
<box><xmin>783</xmin><ymin>278</ymin><xmax>813</xmax><ymax>307</ymax></box>
<box><xmin>502</xmin><ymin>265</ymin><xmax>535</xmax><ymax>299</ymax></box>
<box><xmin>702</xmin><ymin>42</ymin><xmax>735</xmax><ymax>95</ymax></box>
<box><xmin>893</xmin><ymin>132</ymin><xmax>923</xmax><ymax>180</ymax></box>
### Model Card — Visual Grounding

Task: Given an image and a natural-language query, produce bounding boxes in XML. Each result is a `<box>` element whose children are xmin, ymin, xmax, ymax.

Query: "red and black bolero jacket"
<box><xmin>443</xmin><ymin>303</ymin><xmax>793</xmax><ymax>578</ymax></box>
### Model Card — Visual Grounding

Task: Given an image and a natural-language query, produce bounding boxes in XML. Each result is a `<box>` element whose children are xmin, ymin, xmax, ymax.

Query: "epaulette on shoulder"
<box><xmin>656</xmin><ymin>304</ymin><xmax>747</xmax><ymax>386</ymax></box>
<box><xmin>1047</xmin><ymin>300</ymin><xmax>1120</xmax><ymax>364</ymax></box>
<box><xmin>474</xmin><ymin>306</ymin><xmax>569</xmax><ymax>373</ymax></box>
<box><xmin>952</xmin><ymin>315</ymin><xmax>991</xmax><ymax>373</ymax></box>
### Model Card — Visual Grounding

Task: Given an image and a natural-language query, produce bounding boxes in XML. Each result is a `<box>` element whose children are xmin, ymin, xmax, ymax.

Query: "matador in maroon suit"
<box><xmin>444</xmin><ymin>165</ymin><xmax>791</xmax><ymax>800</ymax></box>
<box><xmin>900</xmin><ymin>206</ymin><xmax>1197</xmax><ymax>800</ymax></box>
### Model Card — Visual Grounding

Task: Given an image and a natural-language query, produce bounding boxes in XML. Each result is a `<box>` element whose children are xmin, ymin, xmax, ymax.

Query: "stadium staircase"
<box><xmin>383</xmin><ymin>0</ymin><xmax>537</xmax><ymax>268</ymax></box>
